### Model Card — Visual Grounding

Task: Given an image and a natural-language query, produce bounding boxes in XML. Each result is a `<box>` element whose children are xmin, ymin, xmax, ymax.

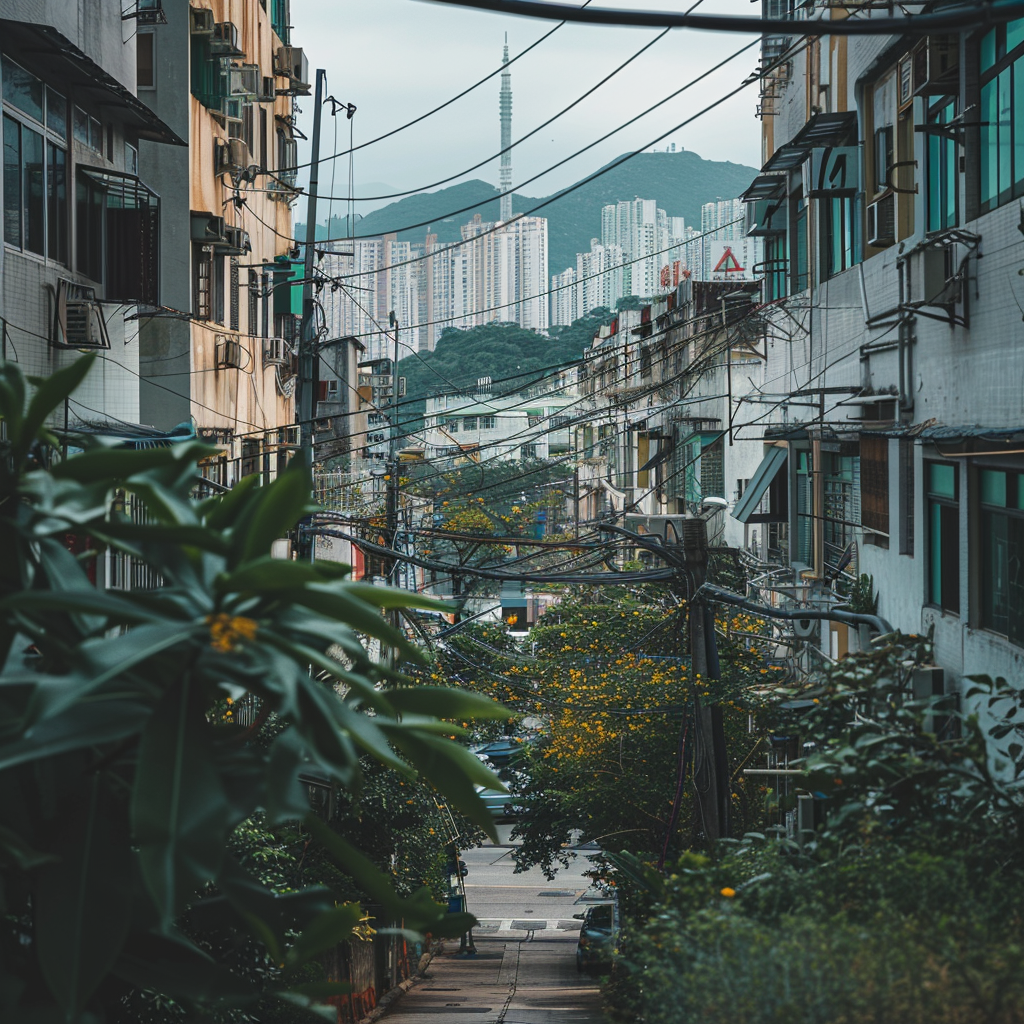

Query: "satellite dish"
<box><xmin>701</xmin><ymin>496</ymin><xmax>729</xmax><ymax>510</ymax></box>
<box><xmin>792</xmin><ymin>617</ymin><xmax>818</xmax><ymax>640</ymax></box>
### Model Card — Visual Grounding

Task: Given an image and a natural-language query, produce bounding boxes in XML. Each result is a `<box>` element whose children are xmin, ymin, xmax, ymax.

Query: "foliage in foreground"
<box><xmin>0</xmin><ymin>356</ymin><xmax>508</xmax><ymax>1022</ymax></box>
<box><xmin>607</xmin><ymin>641</ymin><xmax>1024</xmax><ymax>1024</ymax></box>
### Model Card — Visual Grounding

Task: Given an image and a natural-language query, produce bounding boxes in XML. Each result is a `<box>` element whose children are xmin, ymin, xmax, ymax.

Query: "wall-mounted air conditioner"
<box><xmin>216</xmin><ymin>335</ymin><xmax>244</xmax><ymax>369</ymax></box>
<box><xmin>912</xmin><ymin>36</ymin><xmax>959</xmax><ymax>96</ymax></box>
<box><xmin>191</xmin><ymin>212</ymin><xmax>227</xmax><ymax>244</ymax></box>
<box><xmin>228</xmin><ymin>64</ymin><xmax>260</xmax><ymax>97</ymax></box>
<box><xmin>222</xmin><ymin>225</ymin><xmax>251</xmax><ymax>256</ymax></box>
<box><xmin>263</xmin><ymin>337</ymin><xmax>291</xmax><ymax>367</ymax></box>
<box><xmin>275</xmin><ymin>46</ymin><xmax>310</xmax><ymax>94</ymax></box>
<box><xmin>189</xmin><ymin>6</ymin><xmax>214</xmax><ymax>35</ymax></box>
<box><xmin>866</xmin><ymin>193</ymin><xmax>896</xmax><ymax>247</ymax></box>
<box><xmin>211</xmin><ymin>21</ymin><xmax>244</xmax><ymax>58</ymax></box>
<box><xmin>258</xmin><ymin>76</ymin><xmax>276</xmax><ymax>103</ymax></box>
<box><xmin>53</xmin><ymin>281</ymin><xmax>111</xmax><ymax>350</ymax></box>
<box><xmin>914</xmin><ymin>244</ymin><xmax>960</xmax><ymax>306</ymax></box>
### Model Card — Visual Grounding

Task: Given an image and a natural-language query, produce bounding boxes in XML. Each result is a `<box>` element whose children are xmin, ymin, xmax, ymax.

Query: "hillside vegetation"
<box><xmin>301</xmin><ymin>150</ymin><xmax>757</xmax><ymax>278</ymax></box>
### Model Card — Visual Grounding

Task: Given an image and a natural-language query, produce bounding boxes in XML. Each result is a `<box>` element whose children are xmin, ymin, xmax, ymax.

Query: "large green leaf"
<box><xmin>51</xmin><ymin>442</ymin><xmax>220</xmax><ymax>485</ymax></box>
<box><xmin>232</xmin><ymin>459</ymin><xmax>315</xmax><ymax>564</ymax></box>
<box><xmin>35</xmin><ymin>775</ymin><xmax>132</xmax><ymax>1016</ymax></box>
<box><xmin>266</xmin><ymin>729</ymin><xmax>315</xmax><ymax>825</ymax></box>
<box><xmin>16</xmin><ymin>356</ymin><xmax>97</xmax><ymax>469</ymax></box>
<box><xmin>387</xmin><ymin>732</ymin><xmax>501</xmax><ymax>841</ymax></box>
<box><xmin>384</xmin><ymin>686</ymin><xmax>512</xmax><ymax>722</ymax></box>
<box><xmin>0</xmin><ymin>589</ymin><xmax>164</xmax><ymax>627</ymax></box>
<box><xmin>339</xmin><ymin>582</ymin><xmax>452</xmax><ymax>613</ymax></box>
<box><xmin>217</xmin><ymin>556</ymin><xmax>349</xmax><ymax>596</ymax></box>
<box><xmin>132</xmin><ymin>676</ymin><xmax>230</xmax><ymax>929</ymax></box>
<box><xmin>199</xmin><ymin>474</ymin><xmax>260</xmax><ymax>531</ymax></box>
<box><xmin>0</xmin><ymin>699</ymin><xmax>149</xmax><ymax>772</ymax></box>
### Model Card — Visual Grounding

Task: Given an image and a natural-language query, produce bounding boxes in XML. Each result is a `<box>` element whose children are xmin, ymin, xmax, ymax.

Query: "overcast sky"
<box><xmin>293</xmin><ymin>0</ymin><xmax>763</xmax><ymax>218</ymax></box>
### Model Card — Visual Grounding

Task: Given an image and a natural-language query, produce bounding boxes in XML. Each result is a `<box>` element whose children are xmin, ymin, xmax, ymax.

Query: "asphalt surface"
<box><xmin>382</xmin><ymin>839</ymin><xmax>607</xmax><ymax>1024</ymax></box>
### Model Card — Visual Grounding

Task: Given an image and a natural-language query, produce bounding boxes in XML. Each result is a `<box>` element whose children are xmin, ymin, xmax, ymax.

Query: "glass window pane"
<box><xmin>930</xmin><ymin>500</ymin><xmax>943</xmax><ymax>605</ymax></box>
<box><xmin>3</xmin><ymin>115</ymin><xmax>20</xmax><ymax>247</ymax></box>
<box><xmin>1016</xmin><ymin>59</ymin><xmax>1024</xmax><ymax>190</ymax></box>
<box><xmin>982</xmin><ymin>469</ymin><xmax>1007</xmax><ymax>506</ymax></box>
<box><xmin>22</xmin><ymin>125</ymin><xmax>44</xmax><ymax>255</ymax></box>
<box><xmin>1009</xmin><ymin>18</ymin><xmax>1024</xmax><ymax>54</ymax></box>
<box><xmin>982</xmin><ymin>28</ymin><xmax>997</xmax><ymax>71</ymax></box>
<box><xmin>1018</xmin><ymin>474</ymin><xmax>1024</xmax><ymax>510</ymax></box>
<box><xmin>1009</xmin><ymin>517</ymin><xmax>1024</xmax><ymax>646</ymax></box>
<box><xmin>45</xmin><ymin>87</ymin><xmax>66</xmax><ymax>139</ymax></box>
<box><xmin>47</xmin><ymin>142</ymin><xmax>67</xmax><ymax>264</ymax></box>
<box><xmin>982</xmin><ymin>79</ymin><xmax>998</xmax><ymax>207</ymax></box>
<box><xmin>1</xmin><ymin>56</ymin><xmax>43</xmax><ymax>121</ymax></box>
<box><xmin>928</xmin><ymin>462</ymin><xmax>956</xmax><ymax>498</ymax></box>
<box><xmin>983</xmin><ymin>510</ymin><xmax>1009</xmax><ymax>633</ymax></box>
<box><xmin>1000</xmin><ymin>69</ymin><xmax>1013</xmax><ymax>200</ymax></box>
<box><xmin>73</xmin><ymin>106</ymin><xmax>90</xmax><ymax>145</ymax></box>
<box><xmin>137</xmin><ymin>33</ymin><xmax>155</xmax><ymax>89</ymax></box>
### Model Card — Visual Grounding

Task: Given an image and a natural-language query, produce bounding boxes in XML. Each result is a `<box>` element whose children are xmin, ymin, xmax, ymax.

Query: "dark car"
<box><xmin>574</xmin><ymin>902</ymin><xmax>616</xmax><ymax>976</ymax></box>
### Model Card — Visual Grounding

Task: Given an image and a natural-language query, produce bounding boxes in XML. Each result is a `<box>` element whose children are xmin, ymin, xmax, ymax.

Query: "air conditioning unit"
<box><xmin>911</xmin><ymin>665</ymin><xmax>953</xmax><ymax>736</ymax></box>
<box><xmin>263</xmin><ymin>336</ymin><xmax>291</xmax><ymax>367</ymax></box>
<box><xmin>222</xmin><ymin>225</ymin><xmax>251</xmax><ymax>255</ymax></box>
<box><xmin>53</xmin><ymin>281</ymin><xmax>111</xmax><ymax>350</ymax></box>
<box><xmin>897</xmin><ymin>52</ymin><xmax>914</xmax><ymax>110</ymax></box>
<box><xmin>211</xmin><ymin>21</ymin><xmax>245</xmax><ymax>58</ymax></box>
<box><xmin>912</xmin><ymin>35</ymin><xmax>959</xmax><ymax>96</ymax></box>
<box><xmin>214</xmin><ymin>137</ymin><xmax>247</xmax><ymax>175</ymax></box>
<box><xmin>189</xmin><ymin>6</ymin><xmax>214</xmax><ymax>35</ymax></box>
<box><xmin>136</xmin><ymin>0</ymin><xmax>168</xmax><ymax>25</ymax></box>
<box><xmin>227</xmin><ymin>64</ymin><xmax>259</xmax><ymax>97</ymax></box>
<box><xmin>216</xmin><ymin>335</ymin><xmax>244</xmax><ymax>369</ymax></box>
<box><xmin>275</xmin><ymin>45</ymin><xmax>310</xmax><ymax>94</ymax></box>
<box><xmin>190</xmin><ymin>211</ymin><xmax>227</xmax><ymax>243</ymax></box>
<box><xmin>866</xmin><ymin>193</ymin><xmax>896</xmax><ymax>247</ymax></box>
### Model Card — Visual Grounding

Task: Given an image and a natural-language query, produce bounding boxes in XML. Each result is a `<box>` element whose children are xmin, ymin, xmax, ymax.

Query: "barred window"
<box><xmin>860</xmin><ymin>436</ymin><xmax>890</xmax><ymax>535</ymax></box>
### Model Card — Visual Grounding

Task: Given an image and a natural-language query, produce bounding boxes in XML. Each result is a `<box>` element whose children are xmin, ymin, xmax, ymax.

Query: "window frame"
<box><xmin>977</xmin><ymin>466</ymin><xmax>1024</xmax><ymax>646</ymax></box>
<box><xmin>925</xmin><ymin>460</ymin><xmax>960</xmax><ymax>614</ymax></box>
<box><xmin>978</xmin><ymin>19</ymin><xmax>1024</xmax><ymax>213</ymax></box>
<box><xmin>927</xmin><ymin>95</ymin><xmax>959</xmax><ymax>231</ymax></box>
<box><xmin>2</xmin><ymin>55</ymin><xmax>68</xmax><ymax>264</ymax></box>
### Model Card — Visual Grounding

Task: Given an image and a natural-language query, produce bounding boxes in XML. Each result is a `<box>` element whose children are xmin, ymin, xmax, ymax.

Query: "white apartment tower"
<box><xmin>499</xmin><ymin>37</ymin><xmax>513</xmax><ymax>223</ymax></box>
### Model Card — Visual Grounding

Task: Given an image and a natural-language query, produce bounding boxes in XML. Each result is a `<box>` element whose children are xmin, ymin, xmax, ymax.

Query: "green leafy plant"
<box><xmin>0</xmin><ymin>356</ymin><xmax>510</xmax><ymax>1022</ymax></box>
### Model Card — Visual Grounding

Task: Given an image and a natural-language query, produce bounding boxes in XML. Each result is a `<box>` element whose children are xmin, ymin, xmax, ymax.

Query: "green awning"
<box><xmin>732</xmin><ymin>446</ymin><xmax>787</xmax><ymax>523</ymax></box>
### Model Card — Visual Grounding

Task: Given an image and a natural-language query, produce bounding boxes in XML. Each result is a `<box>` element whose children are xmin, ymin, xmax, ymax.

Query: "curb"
<box><xmin>356</xmin><ymin>943</ymin><xmax>442</xmax><ymax>1024</ymax></box>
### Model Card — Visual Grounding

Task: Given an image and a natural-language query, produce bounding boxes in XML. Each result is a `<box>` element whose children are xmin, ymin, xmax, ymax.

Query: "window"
<box><xmin>521</xmin><ymin>444</ymin><xmax>538</xmax><ymax>460</ymax></box>
<box><xmin>194</xmin><ymin>246</ymin><xmax>213</xmax><ymax>319</ymax></box>
<box><xmin>926</xmin><ymin>461</ymin><xmax>960</xmax><ymax>613</ymax></box>
<box><xmin>241</xmin><ymin>439</ymin><xmax>262</xmax><ymax>481</ymax></box>
<box><xmin>791</xmin><ymin>194</ymin><xmax>808</xmax><ymax>292</ymax></box>
<box><xmin>326</xmin><ymin>379</ymin><xmax>339</xmax><ymax>398</ymax></box>
<box><xmin>462</xmin><ymin>416</ymin><xmax>478</xmax><ymax>431</ymax></box>
<box><xmin>899</xmin><ymin>440</ymin><xmax>915</xmax><ymax>556</ymax></box>
<box><xmin>137</xmin><ymin>32</ymin><xmax>155</xmax><ymax>89</ymax></box>
<box><xmin>979</xmin><ymin>19</ymin><xmax>1024</xmax><ymax>212</ymax></box>
<box><xmin>874</xmin><ymin>125</ymin><xmax>895</xmax><ymax>194</ymax></box>
<box><xmin>124</xmin><ymin>142</ymin><xmax>138</xmax><ymax>176</ymax></box>
<box><xmin>73</xmin><ymin>106</ymin><xmax>103</xmax><ymax>152</ymax></box>
<box><xmin>230</xmin><ymin>258</ymin><xmax>240</xmax><ymax>331</ymax></box>
<box><xmin>823</xmin><ymin>453</ymin><xmax>860</xmax><ymax>574</ymax></box>
<box><xmin>795</xmin><ymin>449</ymin><xmax>814</xmax><ymax>565</ymax></box>
<box><xmin>820</xmin><ymin>194</ymin><xmax>858</xmax><ymax>281</ymax></box>
<box><xmin>2</xmin><ymin>58</ymin><xmax>67</xmax><ymax>263</ymax></box>
<box><xmin>75</xmin><ymin>174</ymin><xmax>103</xmax><ymax>280</ymax></box>
<box><xmin>248</xmin><ymin>269</ymin><xmax>259</xmax><ymax>335</ymax></box>
<box><xmin>860</xmin><ymin>436</ymin><xmax>890</xmax><ymax>535</ymax></box>
<box><xmin>213</xmin><ymin>253</ymin><xmax>225</xmax><ymax>324</ymax></box>
<box><xmin>479</xmin><ymin>415</ymin><xmax>496</xmax><ymax>430</ymax></box>
<box><xmin>764</xmin><ymin>230</ymin><xmax>788</xmax><ymax>301</ymax></box>
<box><xmin>979</xmin><ymin>468</ymin><xmax>1024</xmax><ymax>644</ymax></box>
<box><xmin>927</xmin><ymin>98</ymin><xmax>958</xmax><ymax>230</ymax></box>
<box><xmin>443</xmin><ymin>419</ymin><xmax>459</xmax><ymax>433</ymax></box>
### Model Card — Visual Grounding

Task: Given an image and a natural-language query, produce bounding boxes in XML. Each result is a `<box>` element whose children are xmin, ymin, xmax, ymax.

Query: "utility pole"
<box><xmin>386</xmin><ymin>313</ymin><xmax>402</xmax><ymax>660</ymax></box>
<box><xmin>297</xmin><ymin>67</ymin><xmax>326</xmax><ymax>559</ymax></box>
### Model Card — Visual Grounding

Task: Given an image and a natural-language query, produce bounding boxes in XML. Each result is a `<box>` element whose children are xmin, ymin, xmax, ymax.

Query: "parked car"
<box><xmin>474</xmin><ymin>784</ymin><xmax>522</xmax><ymax>823</ymax></box>
<box><xmin>574</xmin><ymin>902</ymin><xmax>616</xmax><ymax>975</ymax></box>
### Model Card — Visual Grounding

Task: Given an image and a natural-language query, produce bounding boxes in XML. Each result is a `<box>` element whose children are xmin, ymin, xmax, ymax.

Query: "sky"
<box><xmin>293</xmin><ymin>0</ymin><xmax>763</xmax><ymax>218</ymax></box>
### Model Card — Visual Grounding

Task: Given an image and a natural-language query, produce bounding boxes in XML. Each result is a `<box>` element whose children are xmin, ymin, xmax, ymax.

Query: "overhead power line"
<box><xmin>416</xmin><ymin>0</ymin><xmax>1024</xmax><ymax>36</ymax></box>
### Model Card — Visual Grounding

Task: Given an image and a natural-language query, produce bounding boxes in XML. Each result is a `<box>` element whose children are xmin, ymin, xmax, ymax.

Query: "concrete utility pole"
<box><xmin>297</xmin><ymin>68</ymin><xmax>326</xmax><ymax>558</ymax></box>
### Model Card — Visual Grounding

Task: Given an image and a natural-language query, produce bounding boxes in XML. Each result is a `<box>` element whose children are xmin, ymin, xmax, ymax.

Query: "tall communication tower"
<box><xmin>499</xmin><ymin>35</ymin><xmax>513</xmax><ymax>223</ymax></box>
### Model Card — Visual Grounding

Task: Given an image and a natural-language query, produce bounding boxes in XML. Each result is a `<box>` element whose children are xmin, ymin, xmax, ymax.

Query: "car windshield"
<box><xmin>588</xmin><ymin>905</ymin><xmax>613</xmax><ymax>930</ymax></box>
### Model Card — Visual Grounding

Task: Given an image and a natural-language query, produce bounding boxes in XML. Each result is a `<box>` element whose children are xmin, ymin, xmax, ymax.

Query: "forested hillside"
<box><xmin>395</xmin><ymin>308</ymin><xmax>614</xmax><ymax>440</ymax></box>
<box><xmin>300</xmin><ymin>149</ymin><xmax>757</xmax><ymax>277</ymax></box>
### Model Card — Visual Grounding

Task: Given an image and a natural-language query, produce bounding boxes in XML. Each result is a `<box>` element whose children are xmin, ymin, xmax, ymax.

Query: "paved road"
<box><xmin>383</xmin><ymin>841</ymin><xmax>607</xmax><ymax>1024</ymax></box>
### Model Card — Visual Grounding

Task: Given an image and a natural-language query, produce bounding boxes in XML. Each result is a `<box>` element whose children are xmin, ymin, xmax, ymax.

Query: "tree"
<box><xmin>0</xmin><ymin>356</ymin><xmax>508</xmax><ymax>1022</ymax></box>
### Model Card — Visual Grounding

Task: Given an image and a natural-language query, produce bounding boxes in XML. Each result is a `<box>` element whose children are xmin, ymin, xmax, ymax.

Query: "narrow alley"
<box><xmin>384</xmin><ymin>842</ymin><xmax>606</xmax><ymax>1024</ymax></box>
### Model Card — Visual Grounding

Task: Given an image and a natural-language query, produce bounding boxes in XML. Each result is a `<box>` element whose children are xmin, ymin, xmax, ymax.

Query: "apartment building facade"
<box><xmin>1</xmin><ymin>0</ymin><xmax>183</xmax><ymax>428</ymax></box>
<box><xmin>137</xmin><ymin>0</ymin><xmax>306</xmax><ymax>487</ymax></box>
<box><xmin>732</xmin><ymin>5</ymin><xmax>1024</xmax><ymax>683</ymax></box>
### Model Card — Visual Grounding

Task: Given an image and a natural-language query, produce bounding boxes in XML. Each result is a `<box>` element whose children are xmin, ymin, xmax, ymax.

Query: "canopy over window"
<box><xmin>732</xmin><ymin>446</ymin><xmax>788</xmax><ymax>523</ymax></box>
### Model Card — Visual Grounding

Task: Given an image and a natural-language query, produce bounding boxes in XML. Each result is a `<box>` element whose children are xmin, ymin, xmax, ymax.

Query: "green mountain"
<box><xmin>300</xmin><ymin>150</ymin><xmax>758</xmax><ymax>277</ymax></box>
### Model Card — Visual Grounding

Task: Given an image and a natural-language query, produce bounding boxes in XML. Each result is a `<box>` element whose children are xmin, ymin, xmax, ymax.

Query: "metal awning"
<box><xmin>0</xmin><ymin>20</ymin><xmax>185</xmax><ymax>146</ymax></box>
<box><xmin>732</xmin><ymin>446</ymin><xmax>788</xmax><ymax>523</ymax></box>
<box><xmin>762</xmin><ymin>111</ymin><xmax>857</xmax><ymax>173</ymax></box>
<box><xmin>78</xmin><ymin>166</ymin><xmax>159</xmax><ymax>209</ymax></box>
<box><xmin>741</xmin><ymin>174</ymin><xmax>787</xmax><ymax>201</ymax></box>
<box><xmin>639</xmin><ymin>435</ymin><xmax>674</xmax><ymax>473</ymax></box>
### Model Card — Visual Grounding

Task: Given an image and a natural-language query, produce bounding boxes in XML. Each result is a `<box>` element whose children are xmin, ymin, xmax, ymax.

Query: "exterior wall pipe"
<box><xmin>700</xmin><ymin>582</ymin><xmax>894</xmax><ymax>638</ymax></box>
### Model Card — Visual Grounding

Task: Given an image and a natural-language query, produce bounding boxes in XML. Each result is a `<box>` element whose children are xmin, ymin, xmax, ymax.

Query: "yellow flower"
<box><xmin>206</xmin><ymin>614</ymin><xmax>258</xmax><ymax>652</ymax></box>
<box><xmin>720</xmin><ymin>887</ymin><xmax>737</xmax><ymax>898</ymax></box>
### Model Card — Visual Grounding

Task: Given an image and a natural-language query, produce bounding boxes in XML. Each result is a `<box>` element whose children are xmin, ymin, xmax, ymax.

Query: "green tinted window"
<box><xmin>982</xmin><ymin>470</ymin><xmax>1008</xmax><ymax>507</ymax></box>
<box><xmin>928</xmin><ymin>463</ymin><xmax>956</xmax><ymax>499</ymax></box>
